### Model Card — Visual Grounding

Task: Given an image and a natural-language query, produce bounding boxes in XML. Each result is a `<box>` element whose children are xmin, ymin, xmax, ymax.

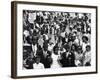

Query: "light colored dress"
<box><xmin>83</xmin><ymin>51</ymin><xmax>91</xmax><ymax>66</ymax></box>
<box><xmin>51</xmin><ymin>53</ymin><xmax>61</xmax><ymax>68</ymax></box>
<box><xmin>75</xmin><ymin>52</ymin><xmax>83</xmax><ymax>66</ymax></box>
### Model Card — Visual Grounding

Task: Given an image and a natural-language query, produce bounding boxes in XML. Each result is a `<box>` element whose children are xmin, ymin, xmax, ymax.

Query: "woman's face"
<box><xmin>82</xmin><ymin>37</ymin><xmax>87</xmax><ymax>43</ymax></box>
<box><xmin>86</xmin><ymin>46</ymin><xmax>90</xmax><ymax>52</ymax></box>
<box><xmin>72</xmin><ymin>45</ymin><xmax>75</xmax><ymax>50</ymax></box>
<box><xmin>36</xmin><ymin>58</ymin><xmax>40</xmax><ymax>64</ymax></box>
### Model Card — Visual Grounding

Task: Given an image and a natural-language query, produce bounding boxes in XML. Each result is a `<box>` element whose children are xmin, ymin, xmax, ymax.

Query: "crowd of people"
<box><xmin>23</xmin><ymin>10</ymin><xmax>91</xmax><ymax>69</ymax></box>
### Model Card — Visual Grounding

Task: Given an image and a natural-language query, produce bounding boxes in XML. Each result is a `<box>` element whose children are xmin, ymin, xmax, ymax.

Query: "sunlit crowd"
<box><xmin>23</xmin><ymin>10</ymin><xmax>91</xmax><ymax>69</ymax></box>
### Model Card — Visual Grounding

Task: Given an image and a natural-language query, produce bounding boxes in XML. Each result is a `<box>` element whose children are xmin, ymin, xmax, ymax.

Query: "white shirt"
<box><xmin>74</xmin><ymin>37</ymin><xmax>79</xmax><ymax>45</ymax></box>
<box><xmin>60</xmin><ymin>32</ymin><xmax>65</xmax><ymax>38</ymax></box>
<box><xmin>38</xmin><ymin>37</ymin><xmax>44</xmax><ymax>48</ymax></box>
<box><xmin>24</xmin><ymin>30</ymin><xmax>29</xmax><ymax>37</ymax></box>
<box><xmin>43</xmin><ymin>34</ymin><xmax>49</xmax><ymax>40</ymax></box>
<box><xmin>32</xmin><ymin>44</ymin><xmax>37</xmax><ymax>56</ymax></box>
<box><xmin>55</xmin><ymin>24</ymin><xmax>60</xmax><ymax>29</ymax></box>
<box><xmin>48</xmin><ymin>44</ymin><xmax>55</xmax><ymax>52</ymax></box>
<box><xmin>33</xmin><ymin>63</ymin><xmax>44</xmax><ymax>69</ymax></box>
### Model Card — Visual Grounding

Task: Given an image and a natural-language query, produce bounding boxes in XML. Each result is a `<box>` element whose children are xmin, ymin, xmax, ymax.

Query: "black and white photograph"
<box><xmin>23</xmin><ymin>10</ymin><xmax>91</xmax><ymax>69</ymax></box>
<box><xmin>11</xmin><ymin>1</ymin><xmax>97</xmax><ymax>78</ymax></box>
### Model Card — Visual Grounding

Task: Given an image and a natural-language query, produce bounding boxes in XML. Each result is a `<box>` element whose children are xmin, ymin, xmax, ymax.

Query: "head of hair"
<box><xmin>82</xmin><ymin>36</ymin><xmax>88</xmax><ymax>43</ymax></box>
